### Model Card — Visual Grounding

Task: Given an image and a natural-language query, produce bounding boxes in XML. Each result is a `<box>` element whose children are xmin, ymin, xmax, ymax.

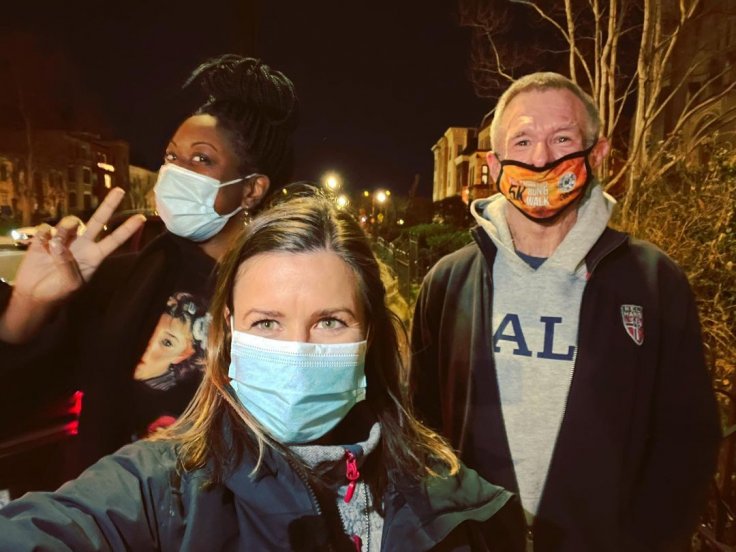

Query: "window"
<box><xmin>68</xmin><ymin>191</ymin><xmax>78</xmax><ymax>209</ymax></box>
<box><xmin>83</xmin><ymin>193</ymin><xmax>92</xmax><ymax>210</ymax></box>
<box><xmin>82</xmin><ymin>168</ymin><xmax>91</xmax><ymax>184</ymax></box>
<box><xmin>0</xmin><ymin>164</ymin><xmax>6</xmax><ymax>181</ymax></box>
<box><xmin>68</xmin><ymin>166</ymin><xmax>76</xmax><ymax>182</ymax></box>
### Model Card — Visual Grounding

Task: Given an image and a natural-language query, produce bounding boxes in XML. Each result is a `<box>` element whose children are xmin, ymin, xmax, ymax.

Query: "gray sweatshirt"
<box><xmin>471</xmin><ymin>185</ymin><xmax>614</xmax><ymax>518</ymax></box>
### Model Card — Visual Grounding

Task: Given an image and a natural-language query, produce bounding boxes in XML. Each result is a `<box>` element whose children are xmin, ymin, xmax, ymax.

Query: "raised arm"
<box><xmin>0</xmin><ymin>188</ymin><xmax>145</xmax><ymax>344</ymax></box>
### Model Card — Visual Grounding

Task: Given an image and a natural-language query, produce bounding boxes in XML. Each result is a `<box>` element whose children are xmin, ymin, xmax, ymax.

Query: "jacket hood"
<box><xmin>470</xmin><ymin>183</ymin><xmax>616</xmax><ymax>275</ymax></box>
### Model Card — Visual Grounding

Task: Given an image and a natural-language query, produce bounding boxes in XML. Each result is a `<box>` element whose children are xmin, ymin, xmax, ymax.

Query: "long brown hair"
<box><xmin>158</xmin><ymin>194</ymin><xmax>459</xmax><ymax>489</ymax></box>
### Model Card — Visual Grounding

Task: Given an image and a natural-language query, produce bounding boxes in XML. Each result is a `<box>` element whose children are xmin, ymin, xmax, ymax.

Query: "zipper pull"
<box><xmin>344</xmin><ymin>450</ymin><xmax>360</xmax><ymax>503</ymax></box>
<box><xmin>351</xmin><ymin>534</ymin><xmax>362</xmax><ymax>551</ymax></box>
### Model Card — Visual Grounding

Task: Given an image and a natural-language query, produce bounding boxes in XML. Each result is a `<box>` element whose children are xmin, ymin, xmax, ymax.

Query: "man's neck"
<box><xmin>506</xmin><ymin>204</ymin><xmax>578</xmax><ymax>258</ymax></box>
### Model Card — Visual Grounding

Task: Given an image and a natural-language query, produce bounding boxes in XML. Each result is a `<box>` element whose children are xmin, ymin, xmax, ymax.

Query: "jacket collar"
<box><xmin>471</xmin><ymin>221</ymin><xmax>628</xmax><ymax>274</ymax></box>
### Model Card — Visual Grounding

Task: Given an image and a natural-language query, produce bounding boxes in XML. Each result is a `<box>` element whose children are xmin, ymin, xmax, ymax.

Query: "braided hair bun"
<box><xmin>184</xmin><ymin>54</ymin><xmax>298</xmax><ymax>192</ymax></box>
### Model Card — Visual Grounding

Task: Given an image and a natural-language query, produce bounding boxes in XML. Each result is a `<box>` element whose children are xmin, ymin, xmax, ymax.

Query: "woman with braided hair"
<box><xmin>0</xmin><ymin>54</ymin><xmax>299</xmax><ymax>488</ymax></box>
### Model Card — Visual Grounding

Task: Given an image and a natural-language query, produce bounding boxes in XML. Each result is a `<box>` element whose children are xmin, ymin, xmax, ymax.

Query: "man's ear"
<box><xmin>486</xmin><ymin>151</ymin><xmax>502</xmax><ymax>182</ymax></box>
<box><xmin>242</xmin><ymin>175</ymin><xmax>271</xmax><ymax>209</ymax></box>
<box><xmin>589</xmin><ymin>137</ymin><xmax>611</xmax><ymax>170</ymax></box>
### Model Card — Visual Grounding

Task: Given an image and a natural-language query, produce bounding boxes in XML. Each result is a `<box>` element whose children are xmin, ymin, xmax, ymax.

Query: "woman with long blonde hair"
<box><xmin>0</xmin><ymin>193</ymin><xmax>516</xmax><ymax>551</ymax></box>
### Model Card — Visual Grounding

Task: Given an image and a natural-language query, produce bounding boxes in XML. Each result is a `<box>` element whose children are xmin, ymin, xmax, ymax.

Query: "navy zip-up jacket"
<box><xmin>0</xmin><ymin>438</ymin><xmax>516</xmax><ymax>551</ymax></box>
<box><xmin>410</xmin><ymin>225</ymin><xmax>721</xmax><ymax>551</ymax></box>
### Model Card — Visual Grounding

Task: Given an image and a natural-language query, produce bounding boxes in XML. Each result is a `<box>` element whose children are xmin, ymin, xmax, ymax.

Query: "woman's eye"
<box><xmin>514</xmin><ymin>139</ymin><xmax>530</xmax><ymax>148</ymax></box>
<box><xmin>161</xmin><ymin>338</ymin><xmax>173</xmax><ymax>347</ymax></box>
<box><xmin>253</xmin><ymin>320</ymin><xmax>278</xmax><ymax>330</ymax></box>
<box><xmin>164</xmin><ymin>152</ymin><xmax>176</xmax><ymax>163</ymax></box>
<box><xmin>192</xmin><ymin>153</ymin><xmax>211</xmax><ymax>164</ymax></box>
<box><xmin>316</xmin><ymin>317</ymin><xmax>347</xmax><ymax>330</ymax></box>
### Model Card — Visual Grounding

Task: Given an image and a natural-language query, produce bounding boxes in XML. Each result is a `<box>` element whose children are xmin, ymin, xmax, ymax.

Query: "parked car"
<box><xmin>9</xmin><ymin>227</ymin><xmax>35</xmax><ymax>249</ymax></box>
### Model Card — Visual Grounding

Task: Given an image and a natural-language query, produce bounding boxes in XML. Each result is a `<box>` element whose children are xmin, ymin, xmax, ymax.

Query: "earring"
<box><xmin>242</xmin><ymin>208</ymin><xmax>252</xmax><ymax>227</ymax></box>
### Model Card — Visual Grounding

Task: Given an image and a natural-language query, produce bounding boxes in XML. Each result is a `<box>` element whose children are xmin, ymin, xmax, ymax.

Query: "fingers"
<box><xmin>95</xmin><ymin>213</ymin><xmax>146</xmax><ymax>259</ymax></box>
<box><xmin>84</xmin><ymin>187</ymin><xmax>126</xmax><ymax>239</ymax></box>
<box><xmin>32</xmin><ymin>223</ymin><xmax>55</xmax><ymax>252</ymax></box>
<box><xmin>55</xmin><ymin>216</ymin><xmax>85</xmax><ymax>248</ymax></box>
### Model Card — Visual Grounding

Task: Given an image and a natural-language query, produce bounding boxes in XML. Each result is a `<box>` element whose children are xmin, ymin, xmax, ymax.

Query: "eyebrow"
<box><xmin>161</xmin><ymin>330</ymin><xmax>181</xmax><ymax>343</ymax></box>
<box><xmin>509</xmin><ymin>123</ymin><xmax>580</xmax><ymax>141</ymax></box>
<box><xmin>167</xmin><ymin>139</ymin><xmax>219</xmax><ymax>151</ymax></box>
<box><xmin>243</xmin><ymin>309</ymin><xmax>283</xmax><ymax>319</ymax></box>
<box><xmin>315</xmin><ymin>308</ymin><xmax>359</xmax><ymax>320</ymax></box>
<box><xmin>242</xmin><ymin>308</ymin><xmax>359</xmax><ymax>321</ymax></box>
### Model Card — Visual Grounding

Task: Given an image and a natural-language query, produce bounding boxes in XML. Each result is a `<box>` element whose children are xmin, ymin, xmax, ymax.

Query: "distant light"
<box><xmin>323</xmin><ymin>172</ymin><xmax>341</xmax><ymax>191</ymax></box>
<box><xmin>97</xmin><ymin>162</ymin><xmax>115</xmax><ymax>172</ymax></box>
<box><xmin>397</xmin><ymin>218</ymin><xmax>405</xmax><ymax>225</ymax></box>
<box><xmin>386</xmin><ymin>190</ymin><xmax>391</xmax><ymax>197</ymax></box>
<box><xmin>362</xmin><ymin>190</ymin><xmax>370</xmax><ymax>197</ymax></box>
<box><xmin>375</xmin><ymin>190</ymin><xmax>387</xmax><ymax>204</ymax></box>
<box><xmin>336</xmin><ymin>194</ymin><xmax>349</xmax><ymax>208</ymax></box>
<box><xmin>104</xmin><ymin>174</ymin><xmax>112</xmax><ymax>189</ymax></box>
<box><xmin>360</xmin><ymin>215</ymin><xmax>367</xmax><ymax>223</ymax></box>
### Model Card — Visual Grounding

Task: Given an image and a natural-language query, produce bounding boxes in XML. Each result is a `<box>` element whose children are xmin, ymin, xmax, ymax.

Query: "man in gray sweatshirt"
<box><xmin>410</xmin><ymin>72</ymin><xmax>721</xmax><ymax>551</ymax></box>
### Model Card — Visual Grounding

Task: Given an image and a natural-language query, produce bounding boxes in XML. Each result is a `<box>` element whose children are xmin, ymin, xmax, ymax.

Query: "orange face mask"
<box><xmin>496</xmin><ymin>147</ymin><xmax>593</xmax><ymax>221</ymax></box>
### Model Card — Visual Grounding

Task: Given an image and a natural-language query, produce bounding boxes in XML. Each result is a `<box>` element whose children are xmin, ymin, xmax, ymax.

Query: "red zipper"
<box><xmin>344</xmin><ymin>449</ymin><xmax>360</xmax><ymax>503</ymax></box>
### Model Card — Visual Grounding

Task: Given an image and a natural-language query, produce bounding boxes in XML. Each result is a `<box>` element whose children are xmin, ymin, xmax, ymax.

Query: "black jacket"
<box><xmin>1</xmin><ymin>232</ymin><xmax>216</xmax><ymax>473</ymax></box>
<box><xmin>0</xmin><ymin>438</ymin><xmax>516</xmax><ymax>551</ymax></box>
<box><xmin>410</xmin><ymin>225</ymin><xmax>721</xmax><ymax>551</ymax></box>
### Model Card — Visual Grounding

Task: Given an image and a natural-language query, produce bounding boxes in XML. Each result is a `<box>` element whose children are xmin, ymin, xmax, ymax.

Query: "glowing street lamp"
<box><xmin>323</xmin><ymin>172</ymin><xmax>341</xmax><ymax>192</ymax></box>
<box><xmin>335</xmin><ymin>194</ymin><xmax>349</xmax><ymax>209</ymax></box>
<box><xmin>375</xmin><ymin>190</ymin><xmax>387</xmax><ymax>204</ymax></box>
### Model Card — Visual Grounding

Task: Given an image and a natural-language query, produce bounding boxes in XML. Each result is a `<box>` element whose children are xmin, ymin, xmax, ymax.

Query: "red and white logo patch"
<box><xmin>621</xmin><ymin>304</ymin><xmax>644</xmax><ymax>345</ymax></box>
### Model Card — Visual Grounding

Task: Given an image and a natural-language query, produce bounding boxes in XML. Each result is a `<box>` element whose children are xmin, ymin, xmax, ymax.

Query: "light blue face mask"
<box><xmin>228</xmin><ymin>329</ymin><xmax>367</xmax><ymax>444</ymax></box>
<box><xmin>154</xmin><ymin>164</ymin><xmax>258</xmax><ymax>242</ymax></box>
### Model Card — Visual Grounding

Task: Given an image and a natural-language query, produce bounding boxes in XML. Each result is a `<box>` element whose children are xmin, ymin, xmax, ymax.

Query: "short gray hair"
<box><xmin>490</xmin><ymin>72</ymin><xmax>601</xmax><ymax>153</ymax></box>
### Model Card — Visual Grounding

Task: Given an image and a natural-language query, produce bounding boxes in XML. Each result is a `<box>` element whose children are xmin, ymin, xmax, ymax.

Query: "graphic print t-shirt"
<box><xmin>130</xmin><ymin>243</ymin><xmax>215</xmax><ymax>439</ymax></box>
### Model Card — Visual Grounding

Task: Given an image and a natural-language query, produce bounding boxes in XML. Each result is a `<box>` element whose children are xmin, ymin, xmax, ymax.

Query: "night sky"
<box><xmin>1</xmin><ymin>0</ymin><xmax>490</xmax><ymax>198</ymax></box>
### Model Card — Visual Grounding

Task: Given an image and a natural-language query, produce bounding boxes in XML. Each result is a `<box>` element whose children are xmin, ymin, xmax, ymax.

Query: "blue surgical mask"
<box><xmin>154</xmin><ymin>164</ymin><xmax>257</xmax><ymax>242</ymax></box>
<box><xmin>228</xmin><ymin>329</ymin><xmax>367</xmax><ymax>444</ymax></box>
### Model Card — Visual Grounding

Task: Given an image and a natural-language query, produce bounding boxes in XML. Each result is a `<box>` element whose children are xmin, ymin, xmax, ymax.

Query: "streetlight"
<box><xmin>372</xmin><ymin>189</ymin><xmax>391</xmax><ymax>238</ymax></box>
<box><xmin>335</xmin><ymin>194</ymin><xmax>349</xmax><ymax>209</ymax></box>
<box><xmin>323</xmin><ymin>172</ymin><xmax>341</xmax><ymax>192</ymax></box>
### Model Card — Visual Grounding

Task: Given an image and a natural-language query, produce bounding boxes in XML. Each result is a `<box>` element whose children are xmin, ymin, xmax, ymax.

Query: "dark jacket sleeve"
<box><xmin>627</xmin><ymin>253</ymin><xmax>721</xmax><ymax>549</ymax></box>
<box><xmin>0</xmin><ymin>442</ymin><xmax>169</xmax><ymax>551</ymax></box>
<box><xmin>409</xmin><ymin>263</ymin><xmax>447</xmax><ymax>433</ymax></box>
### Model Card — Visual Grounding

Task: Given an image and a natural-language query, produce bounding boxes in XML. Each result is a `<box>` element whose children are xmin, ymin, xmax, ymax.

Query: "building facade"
<box><xmin>128</xmin><ymin>165</ymin><xmax>158</xmax><ymax>212</ymax></box>
<box><xmin>431</xmin><ymin>122</ymin><xmax>494</xmax><ymax>206</ymax></box>
<box><xmin>0</xmin><ymin>130</ymin><xmax>130</xmax><ymax>224</ymax></box>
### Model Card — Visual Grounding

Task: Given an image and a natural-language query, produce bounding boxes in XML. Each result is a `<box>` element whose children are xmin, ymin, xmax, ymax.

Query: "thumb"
<box><xmin>49</xmin><ymin>235</ymin><xmax>84</xmax><ymax>287</ymax></box>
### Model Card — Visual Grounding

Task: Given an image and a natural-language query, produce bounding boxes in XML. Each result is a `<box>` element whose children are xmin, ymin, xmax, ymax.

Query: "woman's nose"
<box><xmin>284</xmin><ymin>327</ymin><xmax>310</xmax><ymax>343</ymax></box>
